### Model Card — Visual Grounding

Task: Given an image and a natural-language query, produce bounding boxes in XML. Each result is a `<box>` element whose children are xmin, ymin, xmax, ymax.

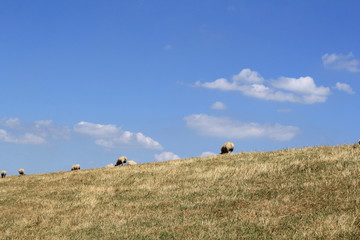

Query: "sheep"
<box><xmin>18</xmin><ymin>169</ymin><xmax>25</xmax><ymax>175</ymax></box>
<box><xmin>1</xmin><ymin>170</ymin><xmax>6</xmax><ymax>178</ymax></box>
<box><xmin>353</xmin><ymin>140</ymin><xmax>360</xmax><ymax>148</ymax></box>
<box><xmin>105</xmin><ymin>163</ymin><xmax>115</xmax><ymax>168</ymax></box>
<box><xmin>115</xmin><ymin>156</ymin><xmax>127</xmax><ymax>166</ymax></box>
<box><xmin>71</xmin><ymin>164</ymin><xmax>81</xmax><ymax>171</ymax></box>
<box><xmin>127</xmin><ymin>160</ymin><xmax>137</xmax><ymax>166</ymax></box>
<box><xmin>220</xmin><ymin>142</ymin><xmax>235</xmax><ymax>154</ymax></box>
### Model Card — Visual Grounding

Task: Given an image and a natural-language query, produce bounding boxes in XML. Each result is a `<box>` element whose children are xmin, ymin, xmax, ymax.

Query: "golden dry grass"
<box><xmin>1</xmin><ymin>144</ymin><xmax>360</xmax><ymax>239</ymax></box>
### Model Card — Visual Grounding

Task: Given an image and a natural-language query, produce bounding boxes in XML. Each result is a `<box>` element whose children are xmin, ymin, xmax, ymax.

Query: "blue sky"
<box><xmin>1</xmin><ymin>0</ymin><xmax>359</xmax><ymax>175</ymax></box>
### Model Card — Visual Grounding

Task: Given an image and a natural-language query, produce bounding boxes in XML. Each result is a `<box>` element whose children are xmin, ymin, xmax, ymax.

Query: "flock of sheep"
<box><xmin>70</xmin><ymin>156</ymin><xmax>138</xmax><ymax>172</ymax></box>
<box><xmin>0</xmin><ymin>142</ymin><xmax>236</xmax><ymax>179</ymax></box>
<box><xmin>0</xmin><ymin>142</ymin><xmax>234</xmax><ymax>178</ymax></box>
<box><xmin>1</xmin><ymin>168</ymin><xmax>24</xmax><ymax>178</ymax></box>
<box><xmin>0</xmin><ymin>155</ymin><xmax>139</xmax><ymax>178</ymax></box>
<box><xmin>71</xmin><ymin>142</ymin><xmax>232</xmax><ymax>175</ymax></box>
<box><xmin>1</xmin><ymin>140</ymin><xmax>359</xmax><ymax>178</ymax></box>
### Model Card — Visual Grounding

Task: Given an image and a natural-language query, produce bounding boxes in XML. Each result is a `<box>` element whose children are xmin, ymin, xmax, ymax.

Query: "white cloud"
<box><xmin>120</xmin><ymin>131</ymin><xmax>134</xmax><ymax>143</ymax></box>
<box><xmin>200</xmin><ymin>152</ymin><xmax>217</xmax><ymax>157</ymax></box>
<box><xmin>334</xmin><ymin>82</ymin><xmax>355</xmax><ymax>94</ymax></box>
<box><xmin>74</xmin><ymin>121</ymin><xmax>120</xmax><ymax>137</ymax></box>
<box><xmin>195</xmin><ymin>69</ymin><xmax>331</xmax><ymax>104</ymax></box>
<box><xmin>322</xmin><ymin>53</ymin><xmax>360</xmax><ymax>72</ymax></box>
<box><xmin>0</xmin><ymin>129</ymin><xmax>46</xmax><ymax>144</ymax></box>
<box><xmin>1</xmin><ymin>118</ymin><xmax>22</xmax><ymax>128</ymax></box>
<box><xmin>271</xmin><ymin>76</ymin><xmax>330</xmax><ymax>103</ymax></box>
<box><xmin>0</xmin><ymin>118</ymin><xmax>70</xmax><ymax>144</ymax></box>
<box><xmin>211</xmin><ymin>101</ymin><xmax>227</xmax><ymax>110</ymax></box>
<box><xmin>163</xmin><ymin>44</ymin><xmax>172</xmax><ymax>50</ymax></box>
<box><xmin>272</xmin><ymin>77</ymin><xmax>329</xmax><ymax>96</ymax></box>
<box><xmin>239</xmin><ymin>83</ymin><xmax>300</xmax><ymax>102</ymax></box>
<box><xmin>277</xmin><ymin>109</ymin><xmax>292</xmax><ymax>113</ymax></box>
<box><xmin>74</xmin><ymin>121</ymin><xmax>163</xmax><ymax>150</ymax></box>
<box><xmin>94</xmin><ymin>139</ymin><xmax>116</xmax><ymax>148</ymax></box>
<box><xmin>232</xmin><ymin>69</ymin><xmax>264</xmax><ymax>83</ymax></box>
<box><xmin>32</xmin><ymin>120</ymin><xmax>71</xmax><ymax>140</ymax></box>
<box><xmin>0</xmin><ymin>118</ymin><xmax>162</xmax><ymax>150</ymax></box>
<box><xmin>154</xmin><ymin>152</ymin><xmax>180</xmax><ymax>162</ymax></box>
<box><xmin>184</xmin><ymin>114</ymin><xmax>300</xmax><ymax>141</ymax></box>
<box><xmin>195</xmin><ymin>78</ymin><xmax>239</xmax><ymax>91</ymax></box>
<box><xmin>135</xmin><ymin>133</ymin><xmax>163</xmax><ymax>150</ymax></box>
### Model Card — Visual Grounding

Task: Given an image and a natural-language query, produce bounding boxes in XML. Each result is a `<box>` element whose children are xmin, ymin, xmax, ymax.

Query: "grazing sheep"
<box><xmin>105</xmin><ymin>164</ymin><xmax>115</xmax><ymax>168</ymax></box>
<box><xmin>220</xmin><ymin>142</ymin><xmax>235</xmax><ymax>154</ymax></box>
<box><xmin>127</xmin><ymin>160</ymin><xmax>137</xmax><ymax>166</ymax></box>
<box><xmin>71</xmin><ymin>164</ymin><xmax>81</xmax><ymax>171</ymax></box>
<box><xmin>18</xmin><ymin>169</ymin><xmax>25</xmax><ymax>175</ymax></box>
<box><xmin>1</xmin><ymin>170</ymin><xmax>6</xmax><ymax>178</ymax></box>
<box><xmin>115</xmin><ymin>156</ymin><xmax>127</xmax><ymax>166</ymax></box>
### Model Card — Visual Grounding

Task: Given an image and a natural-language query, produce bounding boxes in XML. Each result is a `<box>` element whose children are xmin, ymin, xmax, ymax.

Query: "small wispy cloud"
<box><xmin>163</xmin><ymin>44</ymin><xmax>172</xmax><ymax>50</ymax></box>
<box><xmin>73</xmin><ymin>122</ymin><xmax>120</xmax><ymax>138</ymax></box>
<box><xmin>184</xmin><ymin>114</ymin><xmax>300</xmax><ymax>141</ymax></box>
<box><xmin>322</xmin><ymin>53</ymin><xmax>360</xmax><ymax>72</ymax></box>
<box><xmin>194</xmin><ymin>69</ymin><xmax>330</xmax><ymax>104</ymax></box>
<box><xmin>211</xmin><ymin>101</ymin><xmax>227</xmax><ymax>110</ymax></box>
<box><xmin>74</xmin><ymin>121</ymin><xmax>163</xmax><ymax>150</ymax></box>
<box><xmin>32</xmin><ymin>120</ymin><xmax>71</xmax><ymax>140</ymax></box>
<box><xmin>0</xmin><ymin>118</ymin><xmax>70</xmax><ymax>144</ymax></box>
<box><xmin>277</xmin><ymin>109</ymin><xmax>292</xmax><ymax>113</ymax></box>
<box><xmin>154</xmin><ymin>152</ymin><xmax>180</xmax><ymax>161</ymax></box>
<box><xmin>0</xmin><ymin>129</ymin><xmax>46</xmax><ymax>144</ymax></box>
<box><xmin>227</xmin><ymin>5</ymin><xmax>237</xmax><ymax>13</ymax></box>
<box><xmin>334</xmin><ymin>82</ymin><xmax>355</xmax><ymax>94</ymax></box>
<box><xmin>1</xmin><ymin>118</ymin><xmax>22</xmax><ymax>129</ymax></box>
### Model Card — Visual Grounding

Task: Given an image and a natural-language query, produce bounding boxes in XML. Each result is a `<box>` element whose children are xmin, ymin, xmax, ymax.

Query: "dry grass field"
<box><xmin>1</xmin><ymin>144</ymin><xmax>360</xmax><ymax>239</ymax></box>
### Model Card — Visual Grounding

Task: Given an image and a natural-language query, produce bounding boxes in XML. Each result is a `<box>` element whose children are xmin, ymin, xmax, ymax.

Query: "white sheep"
<box><xmin>105</xmin><ymin>164</ymin><xmax>115</xmax><ymax>168</ymax></box>
<box><xmin>18</xmin><ymin>169</ymin><xmax>25</xmax><ymax>175</ymax></box>
<box><xmin>220</xmin><ymin>142</ymin><xmax>235</xmax><ymax>154</ymax></box>
<box><xmin>1</xmin><ymin>170</ymin><xmax>6</xmax><ymax>178</ymax></box>
<box><xmin>127</xmin><ymin>160</ymin><xmax>137</xmax><ymax>166</ymax></box>
<box><xmin>71</xmin><ymin>164</ymin><xmax>81</xmax><ymax>171</ymax></box>
<box><xmin>115</xmin><ymin>156</ymin><xmax>127</xmax><ymax>166</ymax></box>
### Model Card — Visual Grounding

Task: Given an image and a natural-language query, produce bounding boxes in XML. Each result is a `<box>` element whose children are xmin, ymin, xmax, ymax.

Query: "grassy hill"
<box><xmin>1</xmin><ymin>144</ymin><xmax>360</xmax><ymax>239</ymax></box>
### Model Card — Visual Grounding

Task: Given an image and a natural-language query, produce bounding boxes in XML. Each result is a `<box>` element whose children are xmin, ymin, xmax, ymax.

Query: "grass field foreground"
<box><xmin>1</xmin><ymin>144</ymin><xmax>360</xmax><ymax>239</ymax></box>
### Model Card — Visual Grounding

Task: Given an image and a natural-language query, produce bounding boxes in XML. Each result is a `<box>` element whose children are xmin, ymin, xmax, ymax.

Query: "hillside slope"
<box><xmin>1</xmin><ymin>145</ymin><xmax>360</xmax><ymax>239</ymax></box>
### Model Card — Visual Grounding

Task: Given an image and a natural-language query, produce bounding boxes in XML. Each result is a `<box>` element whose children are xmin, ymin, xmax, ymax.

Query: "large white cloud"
<box><xmin>0</xmin><ymin>118</ymin><xmax>163</xmax><ymax>150</ymax></box>
<box><xmin>184</xmin><ymin>114</ymin><xmax>300</xmax><ymax>141</ymax></box>
<box><xmin>322</xmin><ymin>53</ymin><xmax>360</xmax><ymax>72</ymax></box>
<box><xmin>154</xmin><ymin>152</ymin><xmax>180</xmax><ymax>161</ymax></box>
<box><xmin>195</xmin><ymin>69</ymin><xmax>331</xmax><ymax>104</ymax></box>
<box><xmin>74</xmin><ymin>121</ymin><xmax>163</xmax><ymax>150</ymax></box>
